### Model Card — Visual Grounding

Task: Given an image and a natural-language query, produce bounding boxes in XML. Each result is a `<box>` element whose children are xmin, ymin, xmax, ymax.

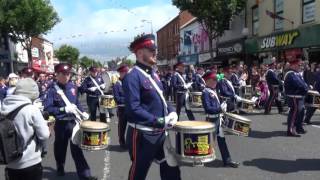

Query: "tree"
<box><xmin>0</xmin><ymin>0</ymin><xmax>60</xmax><ymax>65</ymax></box>
<box><xmin>172</xmin><ymin>0</ymin><xmax>246</xmax><ymax>60</ymax></box>
<box><xmin>55</xmin><ymin>45</ymin><xmax>80</xmax><ymax>65</ymax></box>
<box><xmin>79</xmin><ymin>56</ymin><xmax>95</xmax><ymax>69</ymax></box>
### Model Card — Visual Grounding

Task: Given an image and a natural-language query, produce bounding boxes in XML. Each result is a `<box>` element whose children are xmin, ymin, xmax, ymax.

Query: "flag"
<box><xmin>266</xmin><ymin>10</ymin><xmax>285</xmax><ymax>20</ymax></box>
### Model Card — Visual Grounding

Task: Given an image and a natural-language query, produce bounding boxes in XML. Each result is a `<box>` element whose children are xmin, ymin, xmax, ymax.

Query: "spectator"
<box><xmin>1</xmin><ymin>78</ymin><xmax>50</xmax><ymax>180</ymax></box>
<box><xmin>0</xmin><ymin>77</ymin><xmax>7</xmax><ymax>102</ymax></box>
<box><xmin>7</xmin><ymin>73</ymin><xmax>19</xmax><ymax>95</ymax></box>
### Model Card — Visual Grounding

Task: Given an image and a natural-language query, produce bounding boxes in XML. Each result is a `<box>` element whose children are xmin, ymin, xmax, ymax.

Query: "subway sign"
<box><xmin>260</xmin><ymin>30</ymin><xmax>300</xmax><ymax>49</ymax></box>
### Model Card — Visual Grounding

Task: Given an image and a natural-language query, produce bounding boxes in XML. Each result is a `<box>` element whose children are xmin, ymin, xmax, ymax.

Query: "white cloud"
<box><xmin>46</xmin><ymin>1</ymin><xmax>179</xmax><ymax>61</ymax></box>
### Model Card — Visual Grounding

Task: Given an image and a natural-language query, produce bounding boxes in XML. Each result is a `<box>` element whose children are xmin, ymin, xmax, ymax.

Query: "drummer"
<box><xmin>20</xmin><ymin>67</ymin><xmax>34</xmax><ymax>79</ymax></box>
<box><xmin>264</xmin><ymin>57</ymin><xmax>283</xmax><ymax>114</ymax></box>
<box><xmin>201</xmin><ymin>71</ymin><xmax>239</xmax><ymax>168</ymax></box>
<box><xmin>43</xmin><ymin>63</ymin><xmax>97</xmax><ymax>180</ymax></box>
<box><xmin>304</xmin><ymin>71</ymin><xmax>320</xmax><ymax>124</ymax></box>
<box><xmin>194</xmin><ymin>67</ymin><xmax>206</xmax><ymax>91</ymax></box>
<box><xmin>284</xmin><ymin>57</ymin><xmax>309</xmax><ymax>137</ymax></box>
<box><xmin>79</xmin><ymin>66</ymin><xmax>106</xmax><ymax>122</ymax></box>
<box><xmin>113</xmin><ymin>65</ymin><xmax>129</xmax><ymax>148</ymax></box>
<box><xmin>172</xmin><ymin>62</ymin><xmax>195</xmax><ymax>120</ymax></box>
<box><xmin>230</xmin><ymin>63</ymin><xmax>241</xmax><ymax>95</ymax></box>
<box><xmin>123</xmin><ymin>33</ymin><xmax>181</xmax><ymax>180</ymax></box>
<box><xmin>217</xmin><ymin>62</ymin><xmax>242</xmax><ymax>112</ymax></box>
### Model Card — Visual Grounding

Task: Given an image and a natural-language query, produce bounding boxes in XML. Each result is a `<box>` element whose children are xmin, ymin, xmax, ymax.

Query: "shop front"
<box><xmin>178</xmin><ymin>54</ymin><xmax>198</xmax><ymax>65</ymax></box>
<box><xmin>245</xmin><ymin>24</ymin><xmax>320</xmax><ymax>64</ymax></box>
<box><xmin>216</xmin><ymin>38</ymin><xmax>246</xmax><ymax>65</ymax></box>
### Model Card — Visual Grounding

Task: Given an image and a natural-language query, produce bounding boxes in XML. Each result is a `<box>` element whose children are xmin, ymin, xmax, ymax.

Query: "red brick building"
<box><xmin>157</xmin><ymin>11</ymin><xmax>195</xmax><ymax>69</ymax></box>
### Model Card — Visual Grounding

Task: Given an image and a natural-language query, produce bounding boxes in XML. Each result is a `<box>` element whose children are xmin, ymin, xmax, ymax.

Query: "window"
<box><xmin>303</xmin><ymin>0</ymin><xmax>315</xmax><ymax>23</ymax></box>
<box><xmin>274</xmin><ymin>0</ymin><xmax>284</xmax><ymax>30</ymax></box>
<box><xmin>252</xmin><ymin>5</ymin><xmax>259</xmax><ymax>35</ymax></box>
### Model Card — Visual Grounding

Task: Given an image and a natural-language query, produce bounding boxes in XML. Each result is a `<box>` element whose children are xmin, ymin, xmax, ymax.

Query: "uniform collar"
<box><xmin>57</xmin><ymin>81</ymin><xmax>71</xmax><ymax>89</ymax></box>
<box><xmin>136</xmin><ymin>62</ymin><xmax>153</xmax><ymax>74</ymax></box>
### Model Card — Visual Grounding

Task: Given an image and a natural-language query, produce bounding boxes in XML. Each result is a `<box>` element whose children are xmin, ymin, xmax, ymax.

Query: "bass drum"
<box><xmin>101</xmin><ymin>71</ymin><xmax>120</xmax><ymax>92</ymax></box>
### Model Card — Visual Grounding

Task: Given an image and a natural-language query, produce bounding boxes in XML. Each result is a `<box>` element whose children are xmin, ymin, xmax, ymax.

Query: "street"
<box><xmin>2</xmin><ymin>96</ymin><xmax>320</xmax><ymax>180</ymax></box>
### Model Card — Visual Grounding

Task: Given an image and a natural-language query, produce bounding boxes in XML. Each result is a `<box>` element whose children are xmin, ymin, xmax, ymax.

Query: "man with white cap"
<box><xmin>6</xmin><ymin>73</ymin><xmax>19</xmax><ymax>95</ymax></box>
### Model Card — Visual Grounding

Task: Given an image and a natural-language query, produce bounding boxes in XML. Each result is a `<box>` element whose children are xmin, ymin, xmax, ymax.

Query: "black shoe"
<box><xmin>84</xmin><ymin>176</ymin><xmax>98</xmax><ymax>180</ymax></box>
<box><xmin>305</xmin><ymin>121</ymin><xmax>312</xmax><ymax>125</ymax></box>
<box><xmin>224</xmin><ymin>161</ymin><xmax>240</xmax><ymax>168</ymax></box>
<box><xmin>296</xmin><ymin>129</ymin><xmax>307</xmax><ymax>134</ymax></box>
<box><xmin>287</xmin><ymin>132</ymin><xmax>301</xmax><ymax>137</ymax></box>
<box><xmin>56</xmin><ymin>167</ymin><xmax>65</xmax><ymax>176</ymax></box>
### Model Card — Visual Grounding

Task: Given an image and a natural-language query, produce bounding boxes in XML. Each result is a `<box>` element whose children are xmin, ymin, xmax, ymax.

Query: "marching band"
<box><xmin>1</xmin><ymin>33</ymin><xmax>320</xmax><ymax>180</ymax></box>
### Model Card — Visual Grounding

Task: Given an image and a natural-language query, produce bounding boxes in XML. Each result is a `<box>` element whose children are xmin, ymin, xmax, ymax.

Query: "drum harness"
<box><xmin>175</xmin><ymin>72</ymin><xmax>192</xmax><ymax>110</ymax></box>
<box><xmin>127</xmin><ymin>66</ymin><xmax>168</xmax><ymax>132</ymax></box>
<box><xmin>89</xmin><ymin>76</ymin><xmax>105</xmax><ymax>96</ymax></box>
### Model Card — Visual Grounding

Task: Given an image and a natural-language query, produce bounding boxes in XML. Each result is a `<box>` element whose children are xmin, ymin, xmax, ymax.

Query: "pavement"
<box><xmin>1</xmin><ymin>98</ymin><xmax>320</xmax><ymax>180</ymax></box>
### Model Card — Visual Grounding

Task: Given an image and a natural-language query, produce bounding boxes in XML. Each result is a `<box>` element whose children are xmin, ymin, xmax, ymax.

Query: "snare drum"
<box><xmin>305</xmin><ymin>90</ymin><xmax>320</xmax><ymax>108</ymax></box>
<box><xmin>172</xmin><ymin>121</ymin><xmax>216</xmax><ymax>165</ymax></box>
<box><xmin>244</xmin><ymin>85</ymin><xmax>252</xmax><ymax>96</ymax></box>
<box><xmin>190</xmin><ymin>92</ymin><xmax>202</xmax><ymax>107</ymax></box>
<box><xmin>223</xmin><ymin>113</ymin><xmax>251</xmax><ymax>136</ymax></box>
<box><xmin>239</xmin><ymin>99</ymin><xmax>255</xmax><ymax>113</ymax></box>
<box><xmin>100</xmin><ymin>95</ymin><xmax>116</xmax><ymax>109</ymax></box>
<box><xmin>80</xmin><ymin>121</ymin><xmax>110</xmax><ymax>151</ymax></box>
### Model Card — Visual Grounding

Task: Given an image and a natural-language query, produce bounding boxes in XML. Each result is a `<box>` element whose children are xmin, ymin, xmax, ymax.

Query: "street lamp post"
<box><xmin>141</xmin><ymin>19</ymin><xmax>153</xmax><ymax>34</ymax></box>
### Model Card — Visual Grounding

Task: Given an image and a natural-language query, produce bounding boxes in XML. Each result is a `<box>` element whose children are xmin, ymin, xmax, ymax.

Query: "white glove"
<box><xmin>164</xmin><ymin>112</ymin><xmax>178</xmax><ymax>129</ymax></box>
<box><xmin>184</xmin><ymin>82</ymin><xmax>193</xmax><ymax>89</ymax></box>
<box><xmin>235</xmin><ymin>95</ymin><xmax>242</xmax><ymax>102</ymax></box>
<box><xmin>309</xmin><ymin>85</ymin><xmax>313</xmax><ymax>89</ymax></box>
<box><xmin>82</xmin><ymin>112</ymin><xmax>89</xmax><ymax>120</ymax></box>
<box><xmin>65</xmin><ymin>104</ymin><xmax>77</xmax><ymax>114</ymax></box>
<box><xmin>100</xmin><ymin>84</ymin><xmax>106</xmax><ymax>89</ymax></box>
<box><xmin>88</xmin><ymin>87</ymin><xmax>98</xmax><ymax>92</ymax></box>
<box><xmin>220</xmin><ymin>102</ymin><xmax>227</xmax><ymax>113</ymax></box>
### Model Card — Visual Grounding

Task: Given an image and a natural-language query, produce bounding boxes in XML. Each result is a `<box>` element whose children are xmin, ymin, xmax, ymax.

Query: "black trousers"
<box><xmin>176</xmin><ymin>93</ymin><xmax>195</xmax><ymax>121</ymax></box>
<box><xmin>304</xmin><ymin>106</ymin><xmax>317</xmax><ymax>123</ymax></box>
<box><xmin>117</xmin><ymin>107</ymin><xmax>127</xmax><ymax>145</ymax></box>
<box><xmin>264</xmin><ymin>87</ymin><xmax>283</xmax><ymax>114</ymax></box>
<box><xmin>5</xmin><ymin>163</ymin><xmax>42</xmax><ymax>180</ymax></box>
<box><xmin>287</xmin><ymin>97</ymin><xmax>305</xmax><ymax>133</ymax></box>
<box><xmin>87</xmin><ymin>96</ymin><xmax>106</xmax><ymax>122</ymax></box>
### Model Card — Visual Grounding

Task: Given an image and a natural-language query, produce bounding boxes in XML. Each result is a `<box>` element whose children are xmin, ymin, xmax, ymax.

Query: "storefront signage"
<box><xmin>260</xmin><ymin>31</ymin><xmax>299</xmax><ymax>49</ymax></box>
<box><xmin>178</xmin><ymin>54</ymin><xmax>198</xmax><ymax>65</ymax></box>
<box><xmin>217</xmin><ymin>39</ymin><xmax>245</xmax><ymax>56</ymax></box>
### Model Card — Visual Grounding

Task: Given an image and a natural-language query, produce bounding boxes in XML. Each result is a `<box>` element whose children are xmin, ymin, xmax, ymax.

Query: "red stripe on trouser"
<box><xmin>290</xmin><ymin>98</ymin><xmax>298</xmax><ymax>132</ymax></box>
<box><xmin>129</xmin><ymin>129</ymin><xmax>138</xmax><ymax>180</ymax></box>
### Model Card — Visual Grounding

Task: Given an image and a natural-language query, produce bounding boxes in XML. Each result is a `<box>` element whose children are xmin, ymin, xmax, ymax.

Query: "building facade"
<box><xmin>245</xmin><ymin>0</ymin><xmax>320</xmax><ymax>64</ymax></box>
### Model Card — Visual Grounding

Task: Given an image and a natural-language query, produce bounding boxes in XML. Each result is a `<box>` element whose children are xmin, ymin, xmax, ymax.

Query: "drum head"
<box><xmin>241</xmin><ymin>99</ymin><xmax>255</xmax><ymax>104</ymax></box>
<box><xmin>191</xmin><ymin>92</ymin><xmax>202</xmax><ymax>95</ymax></box>
<box><xmin>225</xmin><ymin>113</ymin><xmax>251</xmax><ymax>123</ymax></box>
<box><xmin>308</xmin><ymin>90</ymin><xmax>320</xmax><ymax>95</ymax></box>
<box><xmin>101</xmin><ymin>71</ymin><xmax>119</xmax><ymax>92</ymax></box>
<box><xmin>81</xmin><ymin>121</ymin><xmax>109</xmax><ymax>130</ymax></box>
<box><xmin>175</xmin><ymin>121</ymin><xmax>215</xmax><ymax>129</ymax></box>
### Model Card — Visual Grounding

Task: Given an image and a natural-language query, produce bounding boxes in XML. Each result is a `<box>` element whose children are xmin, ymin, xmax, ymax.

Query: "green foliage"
<box><xmin>172</xmin><ymin>0</ymin><xmax>246</xmax><ymax>38</ymax></box>
<box><xmin>79</xmin><ymin>56</ymin><xmax>103</xmax><ymax>69</ymax></box>
<box><xmin>55</xmin><ymin>44</ymin><xmax>80</xmax><ymax>65</ymax></box>
<box><xmin>122</xmin><ymin>59</ymin><xmax>135</xmax><ymax>67</ymax></box>
<box><xmin>0</xmin><ymin>0</ymin><xmax>60</xmax><ymax>62</ymax></box>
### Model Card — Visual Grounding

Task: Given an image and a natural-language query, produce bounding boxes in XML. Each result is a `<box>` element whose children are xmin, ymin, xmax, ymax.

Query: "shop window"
<box><xmin>274</xmin><ymin>0</ymin><xmax>284</xmax><ymax>31</ymax></box>
<box><xmin>302</xmin><ymin>0</ymin><xmax>315</xmax><ymax>23</ymax></box>
<box><xmin>252</xmin><ymin>5</ymin><xmax>259</xmax><ymax>36</ymax></box>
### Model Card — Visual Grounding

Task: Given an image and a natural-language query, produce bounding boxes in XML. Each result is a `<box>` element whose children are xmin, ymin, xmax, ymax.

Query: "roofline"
<box><xmin>180</xmin><ymin>17</ymin><xmax>198</xmax><ymax>30</ymax></box>
<box><xmin>156</xmin><ymin>15</ymin><xmax>179</xmax><ymax>34</ymax></box>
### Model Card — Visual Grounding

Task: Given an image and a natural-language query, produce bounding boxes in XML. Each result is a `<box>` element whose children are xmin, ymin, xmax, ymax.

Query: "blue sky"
<box><xmin>47</xmin><ymin>0</ymin><xmax>179</xmax><ymax>61</ymax></box>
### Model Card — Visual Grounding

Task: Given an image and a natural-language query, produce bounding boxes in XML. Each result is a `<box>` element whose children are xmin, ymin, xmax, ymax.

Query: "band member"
<box><xmin>194</xmin><ymin>67</ymin><xmax>206</xmax><ymax>91</ymax></box>
<box><xmin>20</xmin><ymin>67</ymin><xmax>34</xmax><ymax>79</ymax></box>
<box><xmin>230</xmin><ymin>63</ymin><xmax>241</xmax><ymax>95</ymax></box>
<box><xmin>217</xmin><ymin>63</ymin><xmax>242</xmax><ymax>113</ymax></box>
<box><xmin>79</xmin><ymin>66</ymin><xmax>106</xmax><ymax>122</ymax></box>
<box><xmin>44</xmin><ymin>63</ymin><xmax>97</xmax><ymax>180</ymax></box>
<box><xmin>113</xmin><ymin>65</ymin><xmax>129</xmax><ymax>148</ymax></box>
<box><xmin>172</xmin><ymin>62</ymin><xmax>195</xmax><ymax>120</ymax></box>
<box><xmin>37</xmin><ymin>73</ymin><xmax>49</xmax><ymax>100</ymax></box>
<box><xmin>202</xmin><ymin>72</ymin><xmax>239</xmax><ymax>168</ymax></box>
<box><xmin>304</xmin><ymin>71</ymin><xmax>320</xmax><ymax>124</ymax></box>
<box><xmin>123</xmin><ymin>34</ymin><xmax>181</xmax><ymax>180</ymax></box>
<box><xmin>264</xmin><ymin>58</ymin><xmax>283</xmax><ymax>114</ymax></box>
<box><xmin>284</xmin><ymin>58</ymin><xmax>309</xmax><ymax>137</ymax></box>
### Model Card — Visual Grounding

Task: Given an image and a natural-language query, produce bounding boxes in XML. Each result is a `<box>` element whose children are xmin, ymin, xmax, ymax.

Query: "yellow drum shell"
<box><xmin>80</xmin><ymin>121</ymin><xmax>110</xmax><ymax>151</ymax></box>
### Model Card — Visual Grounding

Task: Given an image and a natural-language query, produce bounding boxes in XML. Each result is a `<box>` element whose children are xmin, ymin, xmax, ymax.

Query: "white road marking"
<box><xmin>311</xmin><ymin>125</ymin><xmax>320</xmax><ymax>129</ymax></box>
<box><xmin>101</xmin><ymin>137</ymin><xmax>111</xmax><ymax>180</ymax></box>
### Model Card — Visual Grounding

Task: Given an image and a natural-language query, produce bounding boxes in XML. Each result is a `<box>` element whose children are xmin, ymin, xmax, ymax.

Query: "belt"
<box><xmin>221</xmin><ymin>96</ymin><xmax>231</xmax><ymax>100</ymax></box>
<box><xmin>177</xmin><ymin>91</ymin><xmax>186</xmax><ymax>94</ymax></box>
<box><xmin>117</xmin><ymin>104</ymin><xmax>125</xmax><ymax>107</ymax></box>
<box><xmin>128</xmin><ymin>122</ymin><xmax>163</xmax><ymax>132</ymax></box>
<box><xmin>272</xmin><ymin>85</ymin><xmax>279</xmax><ymax>88</ymax></box>
<box><xmin>88</xmin><ymin>94</ymin><xmax>99</xmax><ymax>98</ymax></box>
<box><xmin>287</xmin><ymin>95</ymin><xmax>303</xmax><ymax>98</ymax></box>
<box><xmin>206</xmin><ymin>114</ymin><xmax>220</xmax><ymax>118</ymax></box>
<box><xmin>58</xmin><ymin>117</ymin><xmax>75</xmax><ymax>121</ymax></box>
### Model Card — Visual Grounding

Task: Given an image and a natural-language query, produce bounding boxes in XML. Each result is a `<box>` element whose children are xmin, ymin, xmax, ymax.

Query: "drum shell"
<box><xmin>171</xmin><ymin>121</ymin><xmax>216</xmax><ymax>164</ymax></box>
<box><xmin>224</xmin><ymin>113</ymin><xmax>251</xmax><ymax>136</ymax></box>
<box><xmin>240</xmin><ymin>99</ymin><xmax>255</xmax><ymax>112</ymax></box>
<box><xmin>305</xmin><ymin>91</ymin><xmax>320</xmax><ymax>108</ymax></box>
<box><xmin>190</xmin><ymin>92</ymin><xmax>202</xmax><ymax>107</ymax></box>
<box><xmin>100</xmin><ymin>95</ymin><xmax>116</xmax><ymax>109</ymax></box>
<box><xmin>80</xmin><ymin>123</ymin><xmax>110</xmax><ymax>151</ymax></box>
